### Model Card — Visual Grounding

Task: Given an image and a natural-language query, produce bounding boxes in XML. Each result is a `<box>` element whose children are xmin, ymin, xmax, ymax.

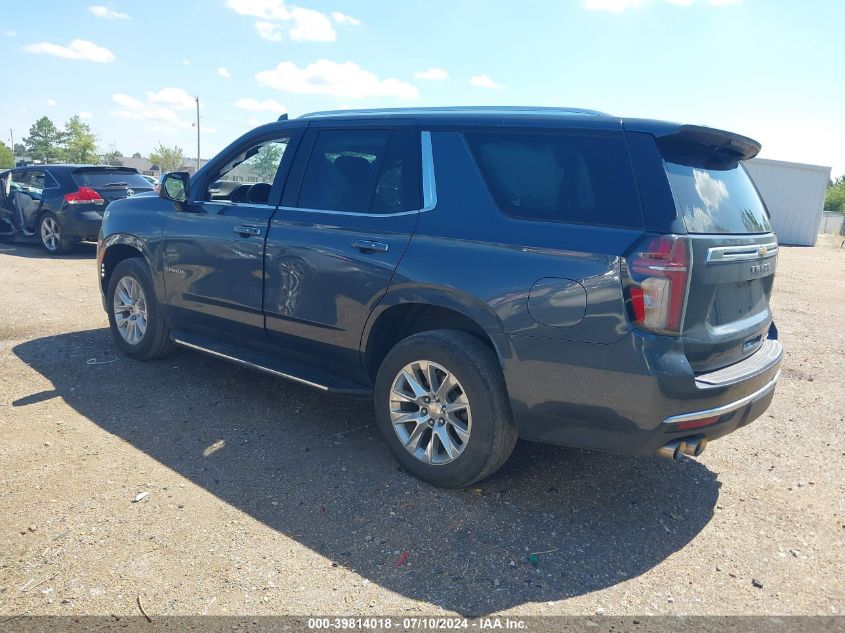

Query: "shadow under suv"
<box><xmin>97</xmin><ymin>106</ymin><xmax>783</xmax><ymax>487</ymax></box>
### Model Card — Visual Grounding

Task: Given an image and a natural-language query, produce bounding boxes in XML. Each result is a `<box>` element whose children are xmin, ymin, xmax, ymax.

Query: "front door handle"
<box><xmin>351</xmin><ymin>239</ymin><xmax>389</xmax><ymax>253</ymax></box>
<box><xmin>234</xmin><ymin>225</ymin><xmax>262</xmax><ymax>237</ymax></box>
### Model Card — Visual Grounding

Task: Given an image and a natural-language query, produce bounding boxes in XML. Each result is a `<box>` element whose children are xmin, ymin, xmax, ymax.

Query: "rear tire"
<box><xmin>106</xmin><ymin>258</ymin><xmax>175</xmax><ymax>360</ymax></box>
<box><xmin>374</xmin><ymin>330</ymin><xmax>517</xmax><ymax>488</ymax></box>
<box><xmin>39</xmin><ymin>212</ymin><xmax>75</xmax><ymax>254</ymax></box>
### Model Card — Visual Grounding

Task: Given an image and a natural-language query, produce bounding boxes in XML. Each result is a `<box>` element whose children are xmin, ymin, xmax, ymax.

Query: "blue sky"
<box><xmin>1</xmin><ymin>0</ymin><xmax>842</xmax><ymax>176</ymax></box>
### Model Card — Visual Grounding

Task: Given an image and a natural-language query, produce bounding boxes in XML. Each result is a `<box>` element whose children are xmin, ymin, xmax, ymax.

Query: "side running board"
<box><xmin>171</xmin><ymin>332</ymin><xmax>372</xmax><ymax>398</ymax></box>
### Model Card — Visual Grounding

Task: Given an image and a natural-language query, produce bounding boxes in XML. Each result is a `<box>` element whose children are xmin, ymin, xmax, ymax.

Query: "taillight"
<box><xmin>64</xmin><ymin>187</ymin><xmax>104</xmax><ymax>205</ymax></box>
<box><xmin>622</xmin><ymin>234</ymin><xmax>691</xmax><ymax>336</ymax></box>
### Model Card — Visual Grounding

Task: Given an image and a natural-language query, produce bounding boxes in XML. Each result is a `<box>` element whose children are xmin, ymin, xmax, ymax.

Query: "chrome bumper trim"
<box><xmin>663</xmin><ymin>370</ymin><xmax>781</xmax><ymax>425</ymax></box>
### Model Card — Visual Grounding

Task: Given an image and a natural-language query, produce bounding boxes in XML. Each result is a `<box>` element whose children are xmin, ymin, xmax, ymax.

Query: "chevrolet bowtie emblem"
<box><xmin>758</xmin><ymin>245</ymin><xmax>768</xmax><ymax>257</ymax></box>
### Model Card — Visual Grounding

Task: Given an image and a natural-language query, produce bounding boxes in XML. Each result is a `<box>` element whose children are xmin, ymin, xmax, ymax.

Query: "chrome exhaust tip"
<box><xmin>657</xmin><ymin>439</ymin><xmax>687</xmax><ymax>461</ymax></box>
<box><xmin>681</xmin><ymin>435</ymin><xmax>708</xmax><ymax>457</ymax></box>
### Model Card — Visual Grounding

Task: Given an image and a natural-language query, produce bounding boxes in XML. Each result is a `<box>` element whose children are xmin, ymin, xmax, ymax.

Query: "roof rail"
<box><xmin>298</xmin><ymin>106</ymin><xmax>611</xmax><ymax>120</ymax></box>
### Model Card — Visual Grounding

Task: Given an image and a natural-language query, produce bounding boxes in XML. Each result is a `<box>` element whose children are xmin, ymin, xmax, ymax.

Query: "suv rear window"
<box><xmin>72</xmin><ymin>170</ymin><xmax>151</xmax><ymax>189</ymax></box>
<box><xmin>464</xmin><ymin>131</ymin><xmax>643</xmax><ymax>228</ymax></box>
<box><xmin>661</xmin><ymin>154</ymin><xmax>771</xmax><ymax>234</ymax></box>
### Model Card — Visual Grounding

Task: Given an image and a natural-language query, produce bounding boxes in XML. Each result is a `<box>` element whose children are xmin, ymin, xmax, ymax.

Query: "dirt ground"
<box><xmin>0</xmin><ymin>238</ymin><xmax>843</xmax><ymax>618</ymax></box>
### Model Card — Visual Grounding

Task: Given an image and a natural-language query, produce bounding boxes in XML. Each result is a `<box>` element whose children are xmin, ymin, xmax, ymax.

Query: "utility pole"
<box><xmin>9</xmin><ymin>128</ymin><xmax>14</xmax><ymax>156</ymax></box>
<box><xmin>195</xmin><ymin>95</ymin><xmax>201</xmax><ymax>172</ymax></box>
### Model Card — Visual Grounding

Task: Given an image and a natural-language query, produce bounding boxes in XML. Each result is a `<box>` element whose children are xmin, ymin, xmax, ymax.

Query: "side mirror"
<box><xmin>160</xmin><ymin>172</ymin><xmax>190</xmax><ymax>207</ymax></box>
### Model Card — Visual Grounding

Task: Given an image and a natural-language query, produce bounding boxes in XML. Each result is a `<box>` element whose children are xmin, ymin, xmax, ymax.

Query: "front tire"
<box><xmin>39</xmin><ymin>212</ymin><xmax>74</xmax><ymax>254</ymax></box>
<box><xmin>374</xmin><ymin>330</ymin><xmax>517</xmax><ymax>488</ymax></box>
<box><xmin>106</xmin><ymin>258</ymin><xmax>174</xmax><ymax>360</ymax></box>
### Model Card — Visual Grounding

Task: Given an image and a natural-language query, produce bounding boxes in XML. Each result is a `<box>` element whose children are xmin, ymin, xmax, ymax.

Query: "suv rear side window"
<box><xmin>661</xmin><ymin>157</ymin><xmax>771</xmax><ymax>234</ymax></box>
<box><xmin>297</xmin><ymin>129</ymin><xmax>419</xmax><ymax>213</ymax></box>
<box><xmin>464</xmin><ymin>130</ymin><xmax>643</xmax><ymax>228</ymax></box>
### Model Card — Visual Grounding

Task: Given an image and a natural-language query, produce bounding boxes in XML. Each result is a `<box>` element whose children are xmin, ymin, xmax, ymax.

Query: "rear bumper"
<box><xmin>663</xmin><ymin>369</ymin><xmax>779</xmax><ymax>426</ymax></box>
<box><xmin>60</xmin><ymin>207</ymin><xmax>104</xmax><ymax>240</ymax></box>
<box><xmin>500</xmin><ymin>327</ymin><xmax>783</xmax><ymax>456</ymax></box>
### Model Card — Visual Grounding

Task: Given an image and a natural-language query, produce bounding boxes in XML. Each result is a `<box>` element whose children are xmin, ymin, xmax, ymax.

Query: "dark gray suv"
<box><xmin>97</xmin><ymin>107</ymin><xmax>783</xmax><ymax>487</ymax></box>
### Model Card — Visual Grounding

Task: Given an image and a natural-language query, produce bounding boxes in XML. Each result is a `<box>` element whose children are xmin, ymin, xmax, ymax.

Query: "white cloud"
<box><xmin>182</xmin><ymin>59</ymin><xmax>191</xmax><ymax>66</ymax></box>
<box><xmin>584</xmin><ymin>0</ymin><xmax>739</xmax><ymax>10</ymax></box>
<box><xmin>227</xmin><ymin>0</ymin><xmax>336</xmax><ymax>42</ymax></box>
<box><xmin>332</xmin><ymin>11</ymin><xmax>361</xmax><ymax>26</ymax></box>
<box><xmin>5</xmin><ymin>30</ymin><xmax>16</xmax><ymax>37</ymax></box>
<box><xmin>218</xmin><ymin>67</ymin><xmax>232</xmax><ymax>79</ymax></box>
<box><xmin>415</xmin><ymin>67</ymin><xmax>448</xmax><ymax>81</ymax></box>
<box><xmin>110</xmin><ymin>91</ymin><xmax>192</xmax><ymax>130</ymax></box>
<box><xmin>255</xmin><ymin>21</ymin><xmax>283</xmax><ymax>41</ymax></box>
<box><xmin>234</xmin><ymin>98</ymin><xmax>288</xmax><ymax>114</ymax></box>
<box><xmin>23</xmin><ymin>39</ymin><xmax>115</xmax><ymax>63</ymax></box>
<box><xmin>147</xmin><ymin>87</ymin><xmax>195</xmax><ymax>110</ymax></box>
<box><xmin>286</xmin><ymin>6</ymin><xmax>335</xmax><ymax>41</ymax></box>
<box><xmin>584</xmin><ymin>0</ymin><xmax>643</xmax><ymax>11</ymax></box>
<box><xmin>80</xmin><ymin>111</ymin><xmax>94</xmax><ymax>119</ymax></box>
<box><xmin>88</xmin><ymin>5</ymin><xmax>129</xmax><ymax>19</ymax></box>
<box><xmin>256</xmin><ymin>60</ymin><xmax>420</xmax><ymax>100</ymax></box>
<box><xmin>470</xmin><ymin>74</ymin><xmax>500</xmax><ymax>89</ymax></box>
<box><xmin>47</xmin><ymin>99</ymin><xmax>57</xmax><ymax>107</ymax></box>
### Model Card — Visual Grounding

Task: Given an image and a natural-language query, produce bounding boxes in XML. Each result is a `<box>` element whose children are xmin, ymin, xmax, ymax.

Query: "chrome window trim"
<box><xmin>706</xmin><ymin>241</ymin><xmax>779</xmax><ymax>263</ymax></box>
<box><xmin>662</xmin><ymin>370</ymin><xmax>780</xmax><ymax>425</ymax></box>
<box><xmin>420</xmin><ymin>131</ymin><xmax>437</xmax><ymax>212</ymax></box>
<box><xmin>277</xmin><ymin>131</ymin><xmax>437</xmax><ymax>218</ymax></box>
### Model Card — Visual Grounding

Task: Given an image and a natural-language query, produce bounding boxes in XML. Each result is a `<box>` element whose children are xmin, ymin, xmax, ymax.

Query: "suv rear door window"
<box><xmin>661</xmin><ymin>159</ymin><xmax>771</xmax><ymax>234</ymax></box>
<box><xmin>464</xmin><ymin>131</ymin><xmax>643</xmax><ymax>228</ymax></box>
<box><xmin>73</xmin><ymin>170</ymin><xmax>152</xmax><ymax>189</ymax></box>
<box><xmin>297</xmin><ymin>129</ymin><xmax>419</xmax><ymax>213</ymax></box>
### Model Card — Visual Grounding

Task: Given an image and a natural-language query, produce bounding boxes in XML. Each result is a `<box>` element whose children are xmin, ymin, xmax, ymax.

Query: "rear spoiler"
<box><xmin>72</xmin><ymin>166</ymin><xmax>141</xmax><ymax>173</ymax></box>
<box><xmin>623</xmin><ymin>119</ymin><xmax>761</xmax><ymax>162</ymax></box>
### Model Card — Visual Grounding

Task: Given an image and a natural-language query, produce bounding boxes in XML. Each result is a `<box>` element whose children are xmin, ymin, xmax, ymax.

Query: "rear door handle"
<box><xmin>351</xmin><ymin>239</ymin><xmax>389</xmax><ymax>253</ymax></box>
<box><xmin>234</xmin><ymin>225</ymin><xmax>262</xmax><ymax>237</ymax></box>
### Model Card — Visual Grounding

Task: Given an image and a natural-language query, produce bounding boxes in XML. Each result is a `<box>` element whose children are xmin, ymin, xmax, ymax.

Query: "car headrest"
<box><xmin>247</xmin><ymin>182</ymin><xmax>272</xmax><ymax>204</ymax></box>
<box><xmin>333</xmin><ymin>156</ymin><xmax>372</xmax><ymax>184</ymax></box>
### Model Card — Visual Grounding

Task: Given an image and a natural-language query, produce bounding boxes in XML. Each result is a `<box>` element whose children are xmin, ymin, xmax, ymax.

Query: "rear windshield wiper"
<box><xmin>99</xmin><ymin>182</ymin><xmax>131</xmax><ymax>187</ymax></box>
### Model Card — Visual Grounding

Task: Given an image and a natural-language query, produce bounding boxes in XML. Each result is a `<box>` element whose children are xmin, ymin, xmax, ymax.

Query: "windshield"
<box><xmin>72</xmin><ymin>170</ymin><xmax>152</xmax><ymax>189</ymax></box>
<box><xmin>663</xmin><ymin>160</ymin><xmax>771</xmax><ymax>234</ymax></box>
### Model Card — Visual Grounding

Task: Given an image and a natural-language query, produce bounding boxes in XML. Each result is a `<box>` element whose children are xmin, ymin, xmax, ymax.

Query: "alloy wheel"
<box><xmin>112</xmin><ymin>276</ymin><xmax>148</xmax><ymax>345</ymax></box>
<box><xmin>389</xmin><ymin>360</ymin><xmax>472</xmax><ymax>465</ymax></box>
<box><xmin>40</xmin><ymin>217</ymin><xmax>60</xmax><ymax>251</ymax></box>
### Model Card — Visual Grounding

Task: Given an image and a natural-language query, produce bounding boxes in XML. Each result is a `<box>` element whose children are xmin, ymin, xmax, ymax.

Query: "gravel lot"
<box><xmin>0</xmin><ymin>239</ymin><xmax>843</xmax><ymax>618</ymax></box>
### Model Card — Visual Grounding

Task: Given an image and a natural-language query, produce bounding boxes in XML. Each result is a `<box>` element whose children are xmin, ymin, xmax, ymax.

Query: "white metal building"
<box><xmin>743</xmin><ymin>157</ymin><xmax>831</xmax><ymax>246</ymax></box>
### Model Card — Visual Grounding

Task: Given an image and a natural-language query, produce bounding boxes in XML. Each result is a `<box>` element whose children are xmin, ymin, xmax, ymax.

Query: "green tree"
<box><xmin>132</xmin><ymin>152</ymin><xmax>142</xmax><ymax>159</ymax></box>
<box><xmin>103</xmin><ymin>150</ymin><xmax>123</xmax><ymax>166</ymax></box>
<box><xmin>250</xmin><ymin>143</ymin><xmax>284</xmax><ymax>182</ymax></box>
<box><xmin>0</xmin><ymin>142</ymin><xmax>13</xmax><ymax>169</ymax></box>
<box><xmin>824</xmin><ymin>175</ymin><xmax>845</xmax><ymax>213</ymax></box>
<box><xmin>23</xmin><ymin>116</ymin><xmax>66</xmax><ymax>163</ymax></box>
<box><xmin>13</xmin><ymin>143</ymin><xmax>26</xmax><ymax>156</ymax></box>
<box><xmin>63</xmin><ymin>115</ymin><xmax>98</xmax><ymax>164</ymax></box>
<box><xmin>149</xmin><ymin>143</ymin><xmax>184</xmax><ymax>173</ymax></box>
